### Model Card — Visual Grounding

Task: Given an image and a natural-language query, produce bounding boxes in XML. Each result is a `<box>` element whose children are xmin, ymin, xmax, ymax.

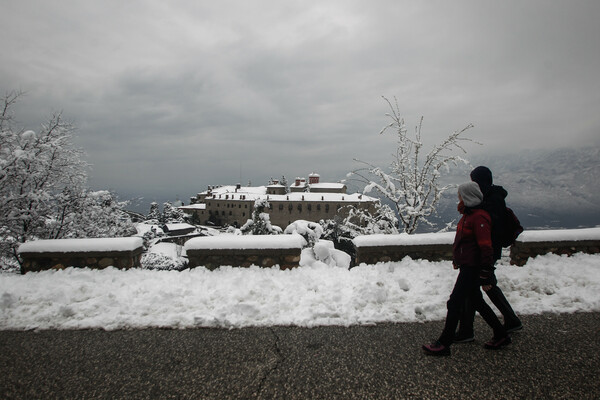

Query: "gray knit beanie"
<box><xmin>458</xmin><ymin>182</ymin><xmax>483</xmax><ymax>207</ymax></box>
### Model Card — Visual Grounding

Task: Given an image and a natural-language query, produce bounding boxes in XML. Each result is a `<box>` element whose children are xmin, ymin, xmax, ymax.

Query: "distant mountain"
<box><xmin>475</xmin><ymin>146</ymin><xmax>600</xmax><ymax>229</ymax></box>
<box><xmin>421</xmin><ymin>146</ymin><xmax>600</xmax><ymax>231</ymax></box>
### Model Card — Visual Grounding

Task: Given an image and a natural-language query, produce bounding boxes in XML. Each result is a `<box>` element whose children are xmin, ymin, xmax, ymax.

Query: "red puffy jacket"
<box><xmin>453</xmin><ymin>208</ymin><xmax>494</xmax><ymax>268</ymax></box>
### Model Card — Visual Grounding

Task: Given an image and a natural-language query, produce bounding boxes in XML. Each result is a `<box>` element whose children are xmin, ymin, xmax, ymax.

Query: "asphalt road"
<box><xmin>1</xmin><ymin>312</ymin><xmax>599</xmax><ymax>399</ymax></box>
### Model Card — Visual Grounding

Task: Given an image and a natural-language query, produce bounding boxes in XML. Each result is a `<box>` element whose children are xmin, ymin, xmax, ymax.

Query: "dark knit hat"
<box><xmin>470</xmin><ymin>166</ymin><xmax>493</xmax><ymax>194</ymax></box>
<box><xmin>458</xmin><ymin>182</ymin><xmax>483</xmax><ymax>207</ymax></box>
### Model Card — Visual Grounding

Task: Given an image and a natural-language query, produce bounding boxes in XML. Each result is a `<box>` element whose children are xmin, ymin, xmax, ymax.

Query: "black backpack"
<box><xmin>497</xmin><ymin>206</ymin><xmax>524</xmax><ymax>247</ymax></box>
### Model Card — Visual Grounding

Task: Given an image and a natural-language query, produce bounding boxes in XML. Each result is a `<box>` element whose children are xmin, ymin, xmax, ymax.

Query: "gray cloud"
<box><xmin>2</xmin><ymin>1</ymin><xmax>599</xmax><ymax>212</ymax></box>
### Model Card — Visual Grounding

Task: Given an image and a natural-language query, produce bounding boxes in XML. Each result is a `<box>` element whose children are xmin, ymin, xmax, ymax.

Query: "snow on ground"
<box><xmin>1</xmin><ymin>251</ymin><xmax>599</xmax><ymax>330</ymax></box>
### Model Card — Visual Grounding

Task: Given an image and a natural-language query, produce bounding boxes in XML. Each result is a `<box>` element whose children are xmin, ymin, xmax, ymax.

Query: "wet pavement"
<box><xmin>1</xmin><ymin>312</ymin><xmax>599</xmax><ymax>399</ymax></box>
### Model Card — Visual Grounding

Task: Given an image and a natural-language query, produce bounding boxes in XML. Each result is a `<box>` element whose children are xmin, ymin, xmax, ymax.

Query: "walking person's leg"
<box><xmin>455</xmin><ymin>297</ymin><xmax>475</xmax><ymax>342</ymax></box>
<box><xmin>471</xmin><ymin>287</ymin><xmax>511</xmax><ymax>349</ymax></box>
<box><xmin>423</xmin><ymin>268</ymin><xmax>478</xmax><ymax>356</ymax></box>
<box><xmin>485</xmin><ymin>276</ymin><xmax>522</xmax><ymax>331</ymax></box>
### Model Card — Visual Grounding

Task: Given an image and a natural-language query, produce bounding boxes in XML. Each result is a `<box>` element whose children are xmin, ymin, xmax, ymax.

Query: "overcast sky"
<box><xmin>2</xmin><ymin>1</ymin><xmax>599</xmax><ymax>211</ymax></box>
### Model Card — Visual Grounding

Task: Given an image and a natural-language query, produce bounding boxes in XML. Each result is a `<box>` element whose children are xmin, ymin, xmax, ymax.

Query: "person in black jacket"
<box><xmin>454</xmin><ymin>166</ymin><xmax>522</xmax><ymax>343</ymax></box>
<box><xmin>422</xmin><ymin>182</ymin><xmax>510</xmax><ymax>356</ymax></box>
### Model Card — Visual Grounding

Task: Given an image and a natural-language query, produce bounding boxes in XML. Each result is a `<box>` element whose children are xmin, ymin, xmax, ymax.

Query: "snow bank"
<box><xmin>353</xmin><ymin>232</ymin><xmax>455</xmax><ymax>247</ymax></box>
<box><xmin>18</xmin><ymin>237</ymin><xmax>144</xmax><ymax>254</ymax></box>
<box><xmin>1</xmin><ymin>253</ymin><xmax>599</xmax><ymax>330</ymax></box>
<box><xmin>518</xmin><ymin>227</ymin><xmax>600</xmax><ymax>242</ymax></box>
<box><xmin>184</xmin><ymin>234</ymin><xmax>306</xmax><ymax>250</ymax></box>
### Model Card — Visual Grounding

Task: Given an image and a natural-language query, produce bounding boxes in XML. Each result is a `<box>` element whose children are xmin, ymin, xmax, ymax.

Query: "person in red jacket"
<box><xmin>454</xmin><ymin>166</ymin><xmax>522</xmax><ymax>343</ymax></box>
<box><xmin>422</xmin><ymin>182</ymin><xmax>511</xmax><ymax>356</ymax></box>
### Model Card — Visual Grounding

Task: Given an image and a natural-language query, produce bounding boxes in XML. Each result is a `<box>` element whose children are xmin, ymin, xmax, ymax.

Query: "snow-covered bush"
<box><xmin>58</xmin><ymin>190</ymin><xmax>137</xmax><ymax>239</ymax></box>
<box><xmin>348</xmin><ymin>96</ymin><xmax>476</xmax><ymax>233</ymax></box>
<box><xmin>343</xmin><ymin>203</ymin><xmax>399</xmax><ymax>235</ymax></box>
<box><xmin>241</xmin><ymin>198</ymin><xmax>282</xmax><ymax>235</ymax></box>
<box><xmin>141</xmin><ymin>242</ymin><xmax>187</xmax><ymax>271</ymax></box>
<box><xmin>299</xmin><ymin>240</ymin><xmax>351</xmax><ymax>269</ymax></box>
<box><xmin>141</xmin><ymin>252</ymin><xmax>187</xmax><ymax>271</ymax></box>
<box><xmin>284</xmin><ymin>220</ymin><xmax>323</xmax><ymax>248</ymax></box>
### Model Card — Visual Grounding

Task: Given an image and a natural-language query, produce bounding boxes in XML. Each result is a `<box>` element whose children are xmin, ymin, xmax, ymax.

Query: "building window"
<box><xmin>325</xmin><ymin>204</ymin><xmax>330</xmax><ymax>213</ymax></box>
<box><xmin>297</xmin><ymin>204</ymin><xmax>302</xmax><ymax>212</ymax></box>
<box><xmin>317</xmin><ymin>204</ymin><xmax>321</xmax><ymax>211</ymax></box>
<box><xmin>307</xmin><ymin>204</ymin><xmax>312</xmax><ymax>211</ymax></box>
<box><xmin>279</xmin><ymin>204</ymin><xmax>283</xmax><ymax>211</ymax></box>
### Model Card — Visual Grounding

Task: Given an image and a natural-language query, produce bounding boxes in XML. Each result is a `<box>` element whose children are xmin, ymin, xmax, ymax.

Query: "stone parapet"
<box><xmin>510</xmin><ymin>228</ymin><xmax>600</xmax><ymax>266</ymax></box>
<box><xmin>186</xmin><ymin>248</ymin><xmax>302</xmax><ymax>270</ymax></box>
<box><xmin>353</xmin><ymin>233</ymin><xmax>455</xmax><ymax>265</ymax></box>
<box><xmin>184</xmin><ymin>234</ymin><xmax>305</xmax><ymax>270</ymax></box>
<box><xmin>18</xmin><ymin>238</ymin><xmax>144</xmax><ymax>273</ymax></box>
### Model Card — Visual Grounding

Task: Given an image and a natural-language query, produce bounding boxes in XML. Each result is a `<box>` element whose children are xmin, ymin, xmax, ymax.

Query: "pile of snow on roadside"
<box><xmin>1</xmin><ymin>252</ymin><xmax>599</xmax><ymax>330</ymax></box>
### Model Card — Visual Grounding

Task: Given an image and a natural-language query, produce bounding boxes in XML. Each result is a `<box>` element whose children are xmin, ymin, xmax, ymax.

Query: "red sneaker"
<box><xmin>422</xmin><ymin>341</ymin><xmax>451</xmax><ymax>356</ymax></box>
<box><xmin>484</xmin><ymin>335</ymin><xmax>512</xmax><ymax>350</ymax></box>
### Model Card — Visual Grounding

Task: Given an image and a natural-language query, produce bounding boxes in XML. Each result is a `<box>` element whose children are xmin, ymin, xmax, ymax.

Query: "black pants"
<box><xmin>438</xmin><ymin>267</ymin><xmax>506</xmax><ymax>347</ymax></box>
<box><xmin>458</xmin><ymin>271</ymin><xmax>521</xmax><ymax>336</ymax></box>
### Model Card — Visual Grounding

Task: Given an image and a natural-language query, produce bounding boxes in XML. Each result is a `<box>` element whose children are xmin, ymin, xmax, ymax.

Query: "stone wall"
<box><xmin>186</xmin><ymin>248</ymin><xmax>302</xmax><ymax>270</ymax></box>
<box><xmin>18</xmin><ymin>238</ymin><xmax>144</xmax><ymax>274</ymax></box>
<box><xmin>352</xmin><ymin>233</ymin><xmax>455</xmax><ymax>265</ymax></box>
<box><xmin>353</xmin><ymin>229</ymin><xmax>600</xmax><ymax>267</ymax></box>
<box><xmin>184</xmin><ymin>234</ymin><xmax>305</xmax><ymax>270</ymax></box>
<box><xmin>509</xmin><ymin>228</ymin><xmax>600</xmax><ymax>266</ymax></box>
<box><xmin>20</xmin><ymin>249</ymin><xmax>143</xmax><ymax>273</ymax></box>
<box><xmin>354</xmin><ymin>243</ymin><xmax>454</xmax><ymax>265</ymax></box>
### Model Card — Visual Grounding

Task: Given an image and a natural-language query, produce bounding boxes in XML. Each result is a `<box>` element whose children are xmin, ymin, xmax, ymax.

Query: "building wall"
<box><xmin>184</xmin><ymin>198</ymin><xmax>376</xmax><ymax>228</ymax></box>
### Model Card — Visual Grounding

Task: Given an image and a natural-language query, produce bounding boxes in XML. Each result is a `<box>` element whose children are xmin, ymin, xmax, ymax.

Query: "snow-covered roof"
<box><xmin>309</xmin><ymin>183</ymin><xmax>346</xmax><ymax>190</ymax></box>
<box><xmin>185</xmin><ymin>234</ymin><xmax>306</xmax><ymax>250</ymax></box>
<box><xmin>163</xmin><ymin>223</ymin><xmax>196</xmax><ymax>231</ymax></box>
<box><xmin>353</xmin><ymin>232</ymin><xmax>455</xmax><ymax>247</ymax></box>
<box><xmin>517</xmin><ymin>227</ymin><xmax>600</xmax><ymax>242</ymax></box>
<box><xmin>179</xmin><ymin>203</ymin><xmax>206</xmax><ymax>210</ymax></box>
<box><xmin>18</xmin><ymin>237</ymin><xmax>144</xmax><ymax>254</ymax></box>
<box><xmin>206</xmin><ymin>192</ymin><xmax>377</xmax><ymax>203</ymax></box>
<box><xmin>201</xmin><ymin>185</ymin><xmax>268</xmax><ymax>196</ymax></box>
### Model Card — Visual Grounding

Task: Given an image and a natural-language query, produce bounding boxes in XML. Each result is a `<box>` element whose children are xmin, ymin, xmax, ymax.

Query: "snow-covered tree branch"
<box><xmin>0</xmin><ymin>92</ymin><xmax>135</xmax><ymax>267</ymax></box>
<box><xmin>348</xmin><ymin>96</ymin><xmax>477</xmax><ymax>234</ymax></box>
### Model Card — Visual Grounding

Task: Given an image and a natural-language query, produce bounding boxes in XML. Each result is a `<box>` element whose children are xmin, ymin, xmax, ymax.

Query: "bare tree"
<box><xmin>349</xmin><ymin>96</ymin><xmax>477</xmax><ymax>233</ymax></box>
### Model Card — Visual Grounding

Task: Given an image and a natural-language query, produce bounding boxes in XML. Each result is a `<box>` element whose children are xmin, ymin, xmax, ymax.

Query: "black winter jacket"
<box><xmin>480</xmin><ymin>185</ymin><xmax>508</xmax><ymax>261</ymax></box>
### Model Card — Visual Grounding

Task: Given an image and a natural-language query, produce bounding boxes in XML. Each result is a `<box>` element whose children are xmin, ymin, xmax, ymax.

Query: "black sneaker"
<box><xmin>453</xmin><ymin>333</ymin><xmax>475</xmax><ymax>343</ymax></box>
<box><xmin>505</xmin><ymin>322</ymin><xmax>523</xmax><ymax>333</ymax></box>
<box><xmin>484</xmin><ymin>335</ymin><xmax>512</xmax><ymax>350</ymax></box>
